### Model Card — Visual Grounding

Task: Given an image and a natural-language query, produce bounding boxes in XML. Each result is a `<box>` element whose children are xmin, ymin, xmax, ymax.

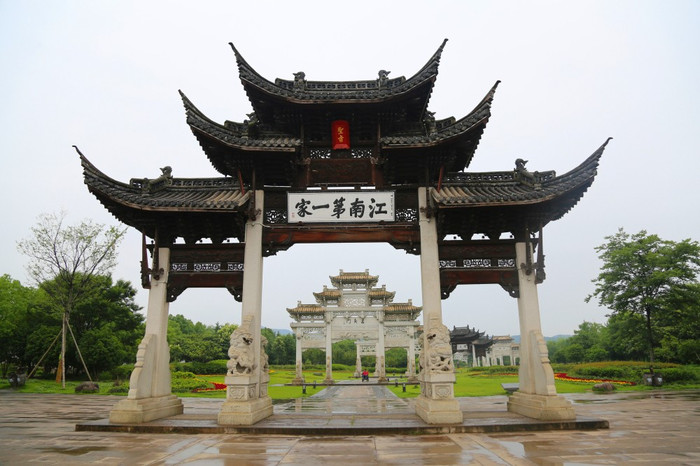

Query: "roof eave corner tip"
<box><xmin>228</xmin><ymin>42</ymin><xmax>243</xmax><ymax>59</ymax></box>
<box><xmin>72</xmin><ymin>144</ymin><xmax>85</xmax><ymax>159</ymax></box>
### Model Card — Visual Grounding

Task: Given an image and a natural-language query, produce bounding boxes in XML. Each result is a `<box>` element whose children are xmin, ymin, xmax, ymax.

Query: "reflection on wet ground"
<box><xmin>1</xmin><ymin>388</ymin><xmax>698</xmax><ymax>464</ymax></box>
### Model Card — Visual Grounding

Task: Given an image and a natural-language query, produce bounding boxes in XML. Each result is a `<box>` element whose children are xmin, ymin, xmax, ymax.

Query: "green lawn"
<box><xmin>3</xmin><ymin>366</ymin><xmax>697</xmax><ymax>399</ymax></box>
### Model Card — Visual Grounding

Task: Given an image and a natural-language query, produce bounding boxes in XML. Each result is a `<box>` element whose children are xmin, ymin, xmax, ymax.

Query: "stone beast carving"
<box><xmin>227</xmin><ymin>316</ymin><xmax>256</xmax><ymax>375</ymax></box>
<box><xmin>421</xmin><ymin>323</ymin><xmax>454</xmax><ymax>373</ymax></box>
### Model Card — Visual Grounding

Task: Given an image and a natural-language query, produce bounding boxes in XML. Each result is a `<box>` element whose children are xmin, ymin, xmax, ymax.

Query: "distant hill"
<box><xmin>270</xmin><ymin>328</ymin><xmax>293</xmax><ymax>335</ymax></box>
<box><xmin>510</xmin><ymin>334</ymin><xmax>571</xmax><ymax>343</ymax></box>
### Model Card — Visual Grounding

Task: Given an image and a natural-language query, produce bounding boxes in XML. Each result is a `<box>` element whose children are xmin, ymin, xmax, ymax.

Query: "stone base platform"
<box><xmin>77</xmin><ymin>412</ymin><xmax>607</xmax><ymax>435</ymax></box>
<box><xmin>78</xmin><ymin>383</ymin><xmax>607</xmax><ymax>435</ymax></box>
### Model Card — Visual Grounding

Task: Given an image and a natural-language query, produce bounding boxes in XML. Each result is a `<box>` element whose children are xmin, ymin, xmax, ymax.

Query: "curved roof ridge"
<box><xmin>228</xmin><ymin>42</ymin><xmax>281</xmax><ymax>93</ymax></box>
<box><xmin>469</xmin><ymin>80</ymin><xmax>500</xmax><ymax>115</ymax></box>
<box><xmin>431</xmin><ymin>139</ymin><xmax>611</xmax><ymax>211</ymax></box>
<box><xmin>228</xmin><ymin>40</ymin><xmax>446</xmax><ymax>103</ymax></box>
<box><xmin>180</xmin><ymin>89</ymin><xmax>301</xmax><ymax>150</ymax></box>
<box><xmin>434</xmin><ymin>80</ymin><xmax>498</xmax><ymax>139</ymax></box>
<box><xmin>179</xmin><ymin>90</ymin><xmax>226</xmax><ymax>131</ymax></box>
<box><xmin>76</xmin><ymin>146</ymin><xmax>132</xmax><ymax>190</ymax></box>
<box><xmin>547</xmin><ymin>137</ymin><xmax>612</xmax><ymax>184</ymax></box>
<box><xmin>381</xmin><ymin>80</ymin><xmax>496</xmax><ymax>148</ymax></box>
<box><xmin>77</xmin><ymin>145</ymin><xmax>250</xmax><ymax>209</ymax></box>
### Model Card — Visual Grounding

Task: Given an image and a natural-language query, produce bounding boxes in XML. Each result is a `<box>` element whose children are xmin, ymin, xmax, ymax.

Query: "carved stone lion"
<box><xmin>227</xmin><ymin>316</ymin><xmax>256</xmax><ymax>375</ymax></box>
<box><xmin>424</xmin><ymin>323</ymin><xmax>454</xmax><ymax>373</ymax></box>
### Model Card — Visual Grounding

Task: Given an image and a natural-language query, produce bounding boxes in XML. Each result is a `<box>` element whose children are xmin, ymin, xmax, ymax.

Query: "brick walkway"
<box><xmin>1</xmin><ymin>388</ymin><xmax>698</xmax><ymax>464</ymax></box>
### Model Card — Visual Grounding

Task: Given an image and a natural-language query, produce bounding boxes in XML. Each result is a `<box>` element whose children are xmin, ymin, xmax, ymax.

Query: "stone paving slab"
<box><xmin>1</xmin><ymin>389</ymin><xmax>699</xmax><ymax>464</ymax></box>
<box><xmin>76</xmin><ymin>382</ymin><xmax>607</xmax><ymax>435</ymax></box>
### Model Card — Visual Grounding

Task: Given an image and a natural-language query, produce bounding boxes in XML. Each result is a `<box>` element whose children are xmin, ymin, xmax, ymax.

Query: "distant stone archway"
<box><xmin>287</xmin><ymin>270</ymin><xmax>421</xmax><ymax>385</ymax></box>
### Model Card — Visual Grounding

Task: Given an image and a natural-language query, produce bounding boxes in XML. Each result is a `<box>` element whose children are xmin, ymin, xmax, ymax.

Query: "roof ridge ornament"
<box><xmin>514</xmin><ymin>159</ymin><xmax>549</xmax><ymax>190</ymax></box>
<box><xmin>377</xmin><ymin>70</ymin><xmax>390</xmax><ymax>88</ymax></box>
<box><xmin>130</xmin><ymin>166</ymin><xmax>174</xmax><ymax>193</ymax></box>
<box><xmin>293</xmin><ymin>71</ymin><xmax>306</xmax><ymax>91</ymax></box>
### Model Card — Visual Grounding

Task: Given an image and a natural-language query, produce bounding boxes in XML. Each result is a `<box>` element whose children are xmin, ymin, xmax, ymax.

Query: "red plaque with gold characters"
<box><xmin>331</xmin><ymin>120</ymin><xmax>350</xmax><ymax>150</ymax></box>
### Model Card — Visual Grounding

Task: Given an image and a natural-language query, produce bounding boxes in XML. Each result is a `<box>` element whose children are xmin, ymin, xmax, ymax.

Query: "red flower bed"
<box><xmin>192</xmin><ymin>381</ymin><xmax>227</xmax><ymax>392</ymax></box>
<box><xmin>554</xmin><ymin>372</ymin><xmax>635</xmax><ymax>386</ymax></box>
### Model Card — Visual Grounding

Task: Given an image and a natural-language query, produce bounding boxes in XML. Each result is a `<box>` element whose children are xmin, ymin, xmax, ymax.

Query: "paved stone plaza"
<box><xmin>0</xmin><ymin>387</ymin><xmax>698</xmax><ymax>464</ymax></box>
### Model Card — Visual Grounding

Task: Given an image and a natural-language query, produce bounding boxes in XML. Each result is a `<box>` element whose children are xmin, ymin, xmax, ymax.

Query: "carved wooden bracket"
<box><xmin>140</xmin><ymin>231</ymin><xmax>164</xmax><ymax>289</ymax></box>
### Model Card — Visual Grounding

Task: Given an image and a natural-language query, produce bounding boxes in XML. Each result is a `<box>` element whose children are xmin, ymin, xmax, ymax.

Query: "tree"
<box><xmin>586</xmin><ymin>229</ymin><xmax>700</xmax><ymax>376</ymax></box>
<box><xmin>656</xmin><ymin>283</ymin><xmax>700</xmax><ymax>364</ymax></box>
<box><xmin>17</xmin><ymin>212</ymin><xmax>126</xmax><ymax>386</ymax></box>
<box><xmin>0</xmin><ymin>275</ymin><xmax>39</xmax><ymax>376</ymax></box>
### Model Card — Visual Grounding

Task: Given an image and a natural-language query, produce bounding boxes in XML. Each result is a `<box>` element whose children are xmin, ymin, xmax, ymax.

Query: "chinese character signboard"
<box><xmin>331</xmin><ymin>120</ymin><xmax>350</xmax><ymax>150</ymax></box>
<box><xmin>288</xmin><ymin>191</ymin><xmax>395</xmax><ymax>223</ymax></box>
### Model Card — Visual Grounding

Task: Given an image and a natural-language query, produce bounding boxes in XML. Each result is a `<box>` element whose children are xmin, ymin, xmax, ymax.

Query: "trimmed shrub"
<box><xmin>655</xmin><ymin>367</ymin><xmax>700</xmax><ymax>383</ymax></box>
<box><xmin>171</xmin><ymin>360</ymin><xmax>228</xmax><ymax>375</ymax></box>
<box><xmin>170</xmin><ymin>371</ymin><xmax>210</xmax><ymax>393</ymax></box>
<box><xmin>112</xmin><ymin>364</ymin><xmax>134</xmax><ymax>380</ymax></box>
<box><xmin>570</xmin><ymin>361</ymin><xmax>685</xmax><ymax>383</ymax></box>
<box><xmin>108</xmin><ymin>384</ymin><xmax>129</xmax><ymax>394</ymax></box>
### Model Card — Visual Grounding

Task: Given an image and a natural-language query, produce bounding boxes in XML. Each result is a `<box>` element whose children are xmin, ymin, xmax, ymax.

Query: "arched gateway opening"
<box><xmin>79</xmin><ymin>40</ymin><xmax>610</xmax><ymax>426</ymax></box>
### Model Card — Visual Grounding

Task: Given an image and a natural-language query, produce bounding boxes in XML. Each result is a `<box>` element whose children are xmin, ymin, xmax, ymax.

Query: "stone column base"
<box><xmin>377</xmin><ymin>376</ymin><xmax>388</xmax><ymax>383</ymax></box>
<box><xmin>218</xmin><ymin>397</ymin><xmax>273</xmax><ymax>425</ymax></box>
<box><xmin>415</xmin><ymin>395</ymin><xmax>463</xmax><ymax>424</ymax></box>
<box><xmin>323</xmin><ymin>378</ymin><xmax>335</xmax><ymax>385</ymax></box>
<box><xmin>109</xmin><ymin>395</ymin><xmax>183</xmax><ymax>424</ymax></box>
<box><xmin>291</xmin><ymin>377</ymin><xmax>305</xmax><ymax>385</ymax></box>
<box><xmin>507</xmin><ymin>391</ymin><xmax>576</xmax><ymax>421</ymax></box>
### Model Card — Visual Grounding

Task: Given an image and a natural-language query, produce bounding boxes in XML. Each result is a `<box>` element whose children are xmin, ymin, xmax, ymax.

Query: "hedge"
<box><xmin>170</xmin><ymin>360</ymin><xmax>228</xmax><ymax>375</ymax></box>
<box><xmin>570</xmin><ymin>361</ymin><xmax>698</xmax><ymax>383</ymax></box>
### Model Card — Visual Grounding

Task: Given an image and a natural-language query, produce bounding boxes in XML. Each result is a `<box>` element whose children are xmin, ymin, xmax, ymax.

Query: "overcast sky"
<box><xmin>1</xmin><ymin>1</ymin><xmax>698</xmax><ymax>337</ymax></box>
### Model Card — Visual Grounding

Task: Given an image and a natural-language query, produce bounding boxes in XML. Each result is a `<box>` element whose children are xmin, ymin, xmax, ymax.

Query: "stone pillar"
<box><xmin>354</xmin><ymin>343</ymin><xmax>362</xmax><ymax>378</ymax></box>
<box><xmin>324</xmin><ymin>320</ymin><xmax>334</xmax><ymax>384</ymax></box>
<box><xmin>406</xmin><ymin>329</ymin><xmax>418</xmax><ymax>381</ymax></box>
<box><xmin>471</xmin><ymin>344</ymin><xmax>477</xmax><ymax>368</ymax></box>
<box><xmin>415</xmin><ymin>187</ymin><xmax>463</xmax><ymax>424</ymax></box>
<box><xmin>507</xmin><ymin>240</ymin><xmax>575</xmax><ymax>421</ymax></box>
<box><xmin>218</xmin><ymin>190</ymin><xmax>273</xmax><ymax>425</ymax></box>
<box><xmin>292</xmin><ymin>330</ymin><xmax>304</xmax><ymax>385</ymax></box>
<box><xmin>110</xmin><ymin>247</ymin><xmax>183</xmax><ymax>424</ymax></box>
<box><xmin>375</xmin><ymin>317</ymin><xmax>387</xmax><ymax>382</ymax></box>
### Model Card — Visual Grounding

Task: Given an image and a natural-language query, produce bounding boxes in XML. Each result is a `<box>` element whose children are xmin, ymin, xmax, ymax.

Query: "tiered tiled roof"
<box><xmin>287</xmin><ymin>271</ymin><xmax>422</xmax><ymax>322</ymax></box>
<box><xmin>450</xmin><ymin>325</ymin><xmax>494</xmax><ymax>354</ymax></box>
<box><xmin>329</xmin><ymin>270</ymin><xmax>379</xmax><ymax>288</ymax></box>
<box><xmin>384</xmin><ymin>302</ymin><xmax>421</xmax><ymax>313</ymax></box>
<box><xmin>286</xmin><ymin>302</ymin><xmax>325</xmax><ymax>315</ymax></box>
<box><xmin>79</xmin><ymin>149</ymin><xmax>250</xmax><ymax>243</ymax></box>
<box><xmin>433</xmin><ymin>138</ymin><xmax>611</xmax><ymax>238</ymax></box>
<box><xmin>312</xmin><ymin>287</ymin><xmax>342</xmax><ymax>302</ymax></box>
<box><xmin>178</xmin><ymin>40</ymin><xmax>500</xmax><ymax>185</ymax></box>
<box><xmin>232</xmin><ymin>39</ymin><xmax>446</xmax><ymax>113</ymax></box>
<box><xmin>368</xmin><ymin>287</ymin><xmax>396</xmax><ymax>302</ymax></box>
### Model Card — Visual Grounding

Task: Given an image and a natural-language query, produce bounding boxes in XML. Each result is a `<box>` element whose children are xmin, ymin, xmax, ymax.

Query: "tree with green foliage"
<box><xmin>168</xmin><ymin>314</ymin><xmax>223</xmax><ymax>363</ymax></box>
<box><xmin>586</xmin><ymin>229</ymin><xmax>700</xmax><ymax>375</ymax></box>
<box><xmin>0</xmin><ymin>275</ymin><xmax>38</xmax><ymax>377</ymax></box>
<box><xmin>547</xmin><ymin>321</ymin><xmax>609</xmax><ymax>363</ymax></box>
<box><xmin>25</xmin><ymin>275</ymin><xmax>143</xmax><ymax>378</ymax></box>
<box><xmin>17</xmin><ymin>212</ymin><xmax>126</xmax><ymax>386</ymax></box>
<box><xmin>655</xmin><ymin>283</ymin><xmax>700</xmax><ymax>364</ymax></box>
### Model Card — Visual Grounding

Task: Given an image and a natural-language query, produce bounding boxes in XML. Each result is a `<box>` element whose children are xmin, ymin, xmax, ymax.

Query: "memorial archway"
<box><xmin>286</xmin><ymin>269</ymin><xmax>421</xmax><ymax>385</ymax></box>
<box><xmin>80</xmin><ymin>40</ymin><xmax>610</xmax><ymax>426</ymax></box>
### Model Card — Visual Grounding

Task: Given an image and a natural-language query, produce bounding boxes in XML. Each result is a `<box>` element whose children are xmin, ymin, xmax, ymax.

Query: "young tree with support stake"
<box><xmin>17</xmin><ymin>212</ymin><xmax>126</xmax><ymax>387</ymax></box>
<box><xmin>586</xmin><ymin>228</ymin><xmax>700</xmax><ymax>382</ymax></box>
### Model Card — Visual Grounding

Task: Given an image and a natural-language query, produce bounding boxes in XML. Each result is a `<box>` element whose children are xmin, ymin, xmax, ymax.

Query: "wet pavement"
<box><xmin>1</xmin><ymin>386</ymin><xmax>699</xmax><ymax>464</ymax></box>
